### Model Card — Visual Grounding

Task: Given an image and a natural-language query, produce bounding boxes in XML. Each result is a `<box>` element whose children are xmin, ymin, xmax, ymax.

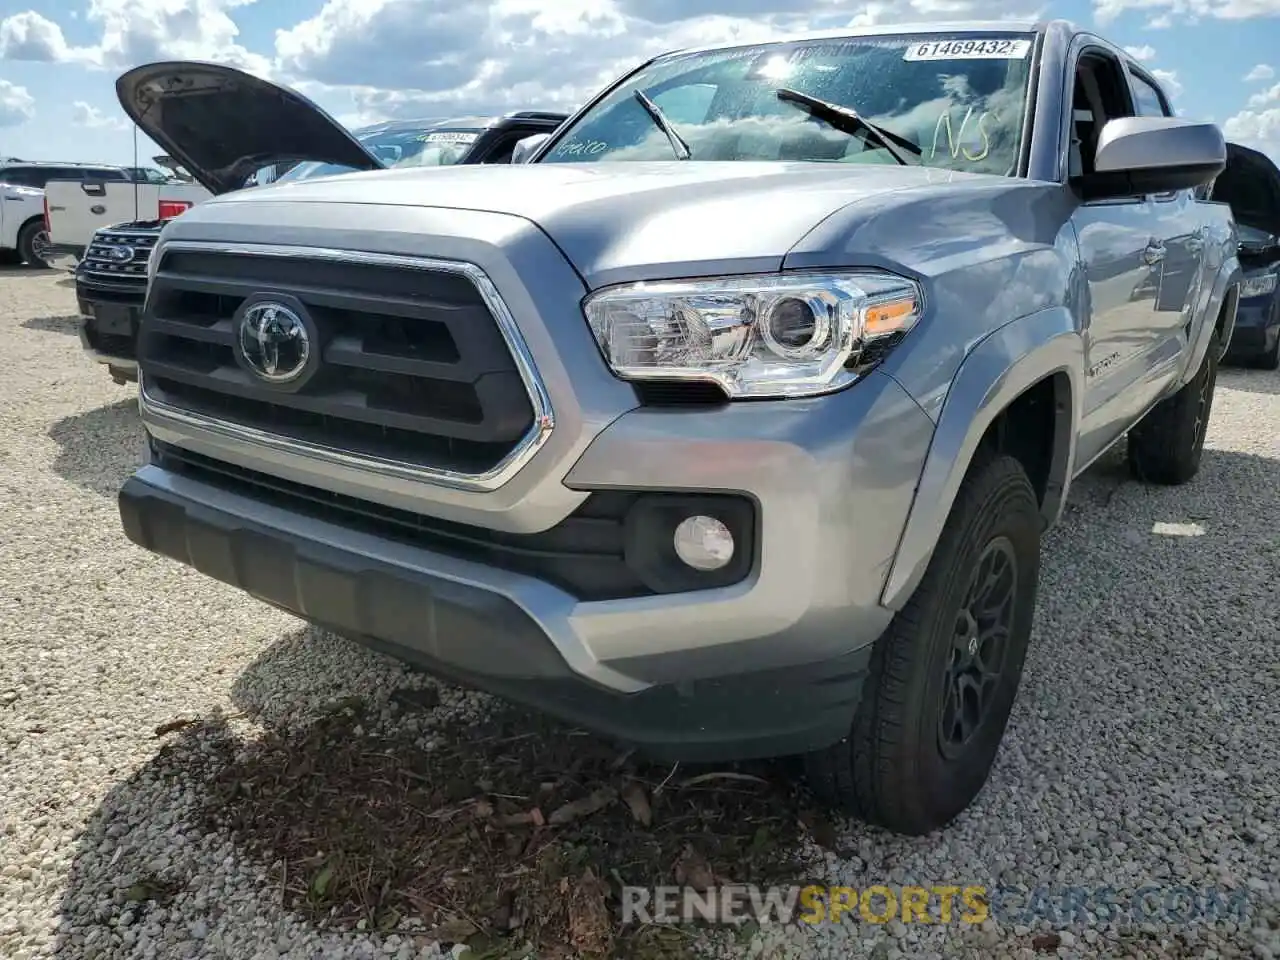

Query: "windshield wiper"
<box><xmin>774</xmin><ymin>87</ymin><xmax>920</xmax><ymax>166</ymax></box>
<box><xmin>634</xmin><ymin>89</ymin><xmax>692</xmax><ymax>160</ymax></box>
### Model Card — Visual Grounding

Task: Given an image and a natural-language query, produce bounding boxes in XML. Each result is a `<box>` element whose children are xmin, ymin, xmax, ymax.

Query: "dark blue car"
<box><xmin>1211</xmin><ymin>142</ymin><xmax>1280</xmax><ymax>369</ymax></box>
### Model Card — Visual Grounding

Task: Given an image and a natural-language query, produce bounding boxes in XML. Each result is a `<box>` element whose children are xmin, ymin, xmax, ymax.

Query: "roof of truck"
<box><xmin>0</xmin><ymin>159</ymin><xmax>126</xmax><ymax>168</ymax></box>
<box><xmin>664</xmin><ymin>19</ymin><xmax>1060</xmax><ymax>58</ymax></box>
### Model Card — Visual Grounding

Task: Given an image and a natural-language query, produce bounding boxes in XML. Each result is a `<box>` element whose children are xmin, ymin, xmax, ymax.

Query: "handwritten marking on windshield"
<box><xmin>931</xmin><ymin>108</ymin><xmax>1000</xmax><ymax>163</ymax></box>
<box><xmin>554</xmin><ymin>139</ymin><xmax>610</xmax><ymax>157</ymax></box>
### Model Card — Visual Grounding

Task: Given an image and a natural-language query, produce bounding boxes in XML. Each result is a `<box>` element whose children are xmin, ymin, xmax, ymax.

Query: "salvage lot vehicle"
<box><xmin>75</xmin><ymin>61</ymin><xmax>568</xmax><ymax>384</ymax></box>
<box><xmin>1209</xmin><ymin>142</ymin><xmax>1280</xmax><ymax>368</ymax></box>
<box><xmin>0</xmin><ymin>161</ymin><xmax>130</xmax><ymax>268</ymax></box>
<box><xmin>45</xmin><ymin>175</ymin><xmax>210</xmax><ymax>265</ymax></box>
<box><xmin>116</xmin><ymin>20</ymin><xmax>1239</xmax><ymax>835</ymax></box>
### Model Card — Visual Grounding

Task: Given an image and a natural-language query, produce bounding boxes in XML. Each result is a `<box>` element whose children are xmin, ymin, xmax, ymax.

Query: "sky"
<box><xmin>1</xmin><ymin>0</ymin><xmax>1279</xmax><ymax>169</ymax></box>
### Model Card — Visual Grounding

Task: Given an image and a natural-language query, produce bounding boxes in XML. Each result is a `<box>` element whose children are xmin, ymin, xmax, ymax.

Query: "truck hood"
<box><xmin>228</xmin><ymin>160</ymin><xmax>1003</xmax><ymax>286</ymax></box>
<box><xmin>1214</xmin><ymin>141</ymin><xmax>1280</xmax><ymax>241</ymax></box>
<box><xmin>116</xmin><ymin>61</ymin><xmax>382</xmax><ymax>196</ymax></box>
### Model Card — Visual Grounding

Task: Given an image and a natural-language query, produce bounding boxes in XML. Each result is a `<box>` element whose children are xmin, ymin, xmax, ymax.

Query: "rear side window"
<box><xmin>1</xmin><ymin>167</ymin><xmax>43</xmax><ymax>187</ymax></box>
<box><xmin>1130</xmin><ymin>71</ymin><xmax>1172</xmax><ymax>117</ymax></box>
<box><xmin>0</xmin><ymin>167</ymin><xmax>37</xmax><ymax>186</ymax></box>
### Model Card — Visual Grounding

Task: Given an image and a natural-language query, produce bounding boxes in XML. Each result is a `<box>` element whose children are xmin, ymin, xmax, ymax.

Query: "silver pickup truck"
<box><xmin>117</xmin><ymin>19</ymin><xmax>1239</xmax><ymax>835</ymax></box>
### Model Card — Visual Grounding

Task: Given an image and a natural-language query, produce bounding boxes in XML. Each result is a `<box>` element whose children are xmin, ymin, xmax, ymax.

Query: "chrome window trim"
<box><xmin>138</xmin><ymin>240</ymin><xmax>556</xmax><ymax>493</ymax></box>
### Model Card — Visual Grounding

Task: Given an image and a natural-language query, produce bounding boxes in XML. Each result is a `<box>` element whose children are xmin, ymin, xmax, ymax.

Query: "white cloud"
<box><xmin>1249</xmin><ymin>82</ymin><xmax>1280</xmax><ymax>107</ymax></box>
<box><xmin>0</xmin><ymin>1</ymin><xmax>269</xmax><ymax>73</ymax></box>
<box><xmin>71</xmin><ymin>101</ymin><xmax>128</xmax><ymax>130</ymax></box>
<box><xmin>1096</xmin><ymin>0</ymin><xmax>1280</xmax><ymax>25</ymax></box>
<box><xmin>1245</xmin><ymin>64</ymin><xmax>1276</xmax><ymax>82</ymax></box>
<box><xmin>1124</xmin><ymin>44</ymin><xmax>1156</xmax><ymax>60</ymax></box>
<box><xmin>0</xmin><ymin>11</ymin><xmax>94</xmax><ymax>63</ymax></box>
<box><xmin>1151</xmin><ymin>68</ymin><xmax>1183</xmax><ymax>100</ymax></box>
<box><xmin>1224</xmin><ymin>107</ymin><xmax>1280</xmax><ymax>162</ymax></box>
<box><xmin>0</xmin><ymin>79</ymin><xmax>35</xmax><ymax>127</ymax></box>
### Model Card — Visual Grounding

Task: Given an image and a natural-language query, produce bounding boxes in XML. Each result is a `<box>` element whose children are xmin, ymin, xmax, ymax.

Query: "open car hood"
<box><xmin>1213</xmin><ymin>142</ymin><xmax>1280</xmax><ymax>243</ymax></box>
<box><xmin>116</xmin><ymin>61</ymin><xmax>383</xmax><ymax>196</ymax></box>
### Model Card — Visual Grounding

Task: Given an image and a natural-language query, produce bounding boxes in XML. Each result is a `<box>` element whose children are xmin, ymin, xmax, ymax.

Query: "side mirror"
<box><xmin>511</xmin><ymin>133</ymin><xmax>551</xmax><ymax>164</ymax></box>
<box><xmin>1077</xmin><ymin>116</ymin><xmax>1226</xmax><ymax>201</ymax></box>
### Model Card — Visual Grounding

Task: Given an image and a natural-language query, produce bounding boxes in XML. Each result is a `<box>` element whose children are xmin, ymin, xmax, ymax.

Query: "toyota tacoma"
<box><xmin>117</xmin><ymin>21</ymin><xmax>1240</xmax><ymax>834</ymax></box>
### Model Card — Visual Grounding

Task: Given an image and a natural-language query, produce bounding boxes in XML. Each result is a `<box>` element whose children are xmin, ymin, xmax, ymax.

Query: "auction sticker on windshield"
<box><xmin>903</xmin><ymin>38</ymin><xmax>1032</xmax><ymax>60</ymax></box>
<box><xmin>417</xmin><ymin>131</ymin><xmax>479</xmax><ymax>144</ymax></box>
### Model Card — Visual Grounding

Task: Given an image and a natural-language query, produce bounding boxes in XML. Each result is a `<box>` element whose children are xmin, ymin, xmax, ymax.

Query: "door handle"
<box><xmin>1143</xmin><ymin>242</ymin><xmax>1166</xmax><ymax>266</ymax></box>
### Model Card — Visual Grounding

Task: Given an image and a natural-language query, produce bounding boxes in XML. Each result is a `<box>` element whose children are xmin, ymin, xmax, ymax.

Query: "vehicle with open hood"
<box><xmin>1207</xmin><ymin>141</ymin><xmax>1280</xmax><ymax>368</ymax></box>
<box><xmin>118</xmin><ymin>22</ymin><xmax>1239</xmax><ymax>835</ymax></box>
<box><xmin>74</xmin><ymin>61</ymin><xmax>567</xmax><ymax>384</ymax></box>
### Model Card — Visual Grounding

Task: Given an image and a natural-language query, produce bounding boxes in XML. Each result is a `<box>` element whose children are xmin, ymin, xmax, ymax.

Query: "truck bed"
<box><xmin>45</xmin><ymin>179</ymin><xmax>210</xmax><ymax>253</ymax></box>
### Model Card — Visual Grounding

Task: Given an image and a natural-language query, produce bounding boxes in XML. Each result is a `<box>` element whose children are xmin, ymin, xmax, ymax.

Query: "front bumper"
<box><xmin>119</xmin><ymin>465</ymin><xmax>875</xmax><ymax>761</ymax></box>
<box><xmin>75</xmin><ymin>279</ymin><xmax>141</xmax><ymax>378</ymax></box>
<box><xmin>120</xmin><ymin>368</ymin><xmax>935</xmax><ymax>762</ymax></box>
<box><xmin>1224</xmin><ymin>291</ymin><xmax>1280</xmax><ymax>361</ymax></box>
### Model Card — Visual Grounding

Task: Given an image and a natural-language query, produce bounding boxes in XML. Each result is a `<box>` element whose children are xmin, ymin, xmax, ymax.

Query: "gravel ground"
<box><xmin>1</xmin><ymin>265</ymin><xmax>1277</xmax><ymax>960</ymax></box>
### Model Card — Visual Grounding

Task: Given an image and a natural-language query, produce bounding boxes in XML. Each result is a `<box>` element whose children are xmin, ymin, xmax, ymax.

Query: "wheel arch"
<box><xmin>18</xmin><ymin>212</ymin><xmax>45</xmax><ymax>234</ymax></box>
<box><xmin>1182</xmin><ymin>256</ymin><xmax>1242</xmax><ymax>381</ymax></box>
<box><xmin>880</xmin><ymin>307</ymin><xmax>1083</xmax><ymax>611</ymax></box>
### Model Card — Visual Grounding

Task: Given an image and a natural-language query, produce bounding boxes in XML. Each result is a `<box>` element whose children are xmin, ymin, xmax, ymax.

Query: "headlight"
<box><xmin>1241</xmin><ymin>272</ymin><xmax>1278</xmax><ymax>299</ymax></box>
<box><xmin>582</xmin><ymin>271</ymin><xmax>922</xmax><ymax>399</ymax></box>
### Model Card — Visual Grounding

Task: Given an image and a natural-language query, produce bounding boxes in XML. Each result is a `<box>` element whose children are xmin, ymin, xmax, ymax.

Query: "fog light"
<box><xmin>673</xmin><ymin>515</ymin><xmax>735</xmax><ymax>571</ymax></box>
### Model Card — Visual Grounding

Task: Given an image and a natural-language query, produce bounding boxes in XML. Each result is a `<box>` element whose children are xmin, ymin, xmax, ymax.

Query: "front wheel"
<box><xmin>17</xmin><ymin>220</ymin><xmax>53</xmax><ymax>269</ymax></box>
<box><xmin>804</xmin><ymin>454</ymin><xmax>1042</xmax><ymax>835</ymax></box>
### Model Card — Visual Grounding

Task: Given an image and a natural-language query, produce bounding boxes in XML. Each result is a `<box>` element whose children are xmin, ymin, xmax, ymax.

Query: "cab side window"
<box><xmin>1130</xmin><ymin>72</ymin><xmax>1172</xmax><ymax>118</ymax></box>
<box><xmin>481</xmin><ymin>136</ymin><xmax>520</xmax><ymax>165</ymax></box>
<box><xmin>1067</xmin><ymin>50</ymin><xmax>1135</xmax><ymax>180</ymax></box>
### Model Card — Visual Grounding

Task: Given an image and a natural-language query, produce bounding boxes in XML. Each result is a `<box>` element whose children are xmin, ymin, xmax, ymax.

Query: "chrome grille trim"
<box><xmin>80</xmin><ymin>228</ymin><xmax>159</xmax><ymax>284</ymax></box>
<box><xmin>139</xmin><ymin>241</ymin><xmax>556</xmax><ymax>494</ymax></box>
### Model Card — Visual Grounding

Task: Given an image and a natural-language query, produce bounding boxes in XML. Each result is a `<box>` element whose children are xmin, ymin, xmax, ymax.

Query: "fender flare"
<box><xmin>1178</xmin><ymin>256</ymin><xmax>1242</xmax><ymax>387</ymax></box>
<box><xmin>880</xmin><ymin>306</ymin><xmax>1084</xmax><ymax>611</ymax></box>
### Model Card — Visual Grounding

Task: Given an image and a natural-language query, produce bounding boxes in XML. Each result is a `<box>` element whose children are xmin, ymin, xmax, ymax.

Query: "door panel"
<box><xmin>1150</xmin><ymin>190</ymin><xmax>1203</xmax><ymax>322</ymax></box>
<box><xmin>1073</xmin><ymin>196</ymin><xmax>1165</xmax><ymax>465</ymax></box>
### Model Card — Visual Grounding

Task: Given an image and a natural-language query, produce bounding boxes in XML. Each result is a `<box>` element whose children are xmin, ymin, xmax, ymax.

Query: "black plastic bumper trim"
<box><xmin>118</xmin><ymin>475</ymin><xmax>868</xmax><ymax>761</ymax></box>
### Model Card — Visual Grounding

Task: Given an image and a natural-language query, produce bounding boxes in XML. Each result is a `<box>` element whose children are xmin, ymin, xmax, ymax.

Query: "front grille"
<box><xmin>140</xmin><ymin>247</ymin><xmax>539</xmax><ymax>477</ymax></box>
<box><xmin>152</xmin><ymin>441</ymin><xmax>655</xmax><ymax>601</ymax></box>
<box><xmin>79</xmin><ymin>229</ymin><xmax>158</xmax><ymax>286</ymax></box>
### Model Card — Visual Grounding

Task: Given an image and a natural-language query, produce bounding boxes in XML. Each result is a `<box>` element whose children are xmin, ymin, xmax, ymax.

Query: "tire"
<box><xmin>804</xmin><ymin>454</ymin><xmax>1042</xmax><ymax>835</ymax></box>
<box><xmin>17</xmin><ymin>219</ymin><xmax>52</xmax><ymax>269</ymax></box>
<box><xmin>1126</xmin><ymin>330</ymin><xmax>1219</xmax><ymax>485</ymax></box>
<box><xmin>1256</xmin><ymin>330</ymin><xmax>1280</xmax><ymax>371</ymax></box>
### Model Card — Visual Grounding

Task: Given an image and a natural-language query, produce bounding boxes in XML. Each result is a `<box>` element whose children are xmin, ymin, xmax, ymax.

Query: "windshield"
<box><xmin>277</xmin><ymin>126</ymin><xmax>482</xmax><ymax>183</ymax></box>
<box><xmin>539</xmin><ymin>32</ymin><xmax>1035</xmax><ymax>176</ymax></box>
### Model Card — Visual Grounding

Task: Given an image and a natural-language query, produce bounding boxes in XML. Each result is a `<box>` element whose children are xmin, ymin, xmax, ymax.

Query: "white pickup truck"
<box><xmin>44</xmin><ymin>176</ymin><xmax>210</xmax><ymax>264</ymax></box>
<box><xmin>0</xmin><ymin>161</ymin><xmax>132</xmax><ymax>267</ymax></box>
